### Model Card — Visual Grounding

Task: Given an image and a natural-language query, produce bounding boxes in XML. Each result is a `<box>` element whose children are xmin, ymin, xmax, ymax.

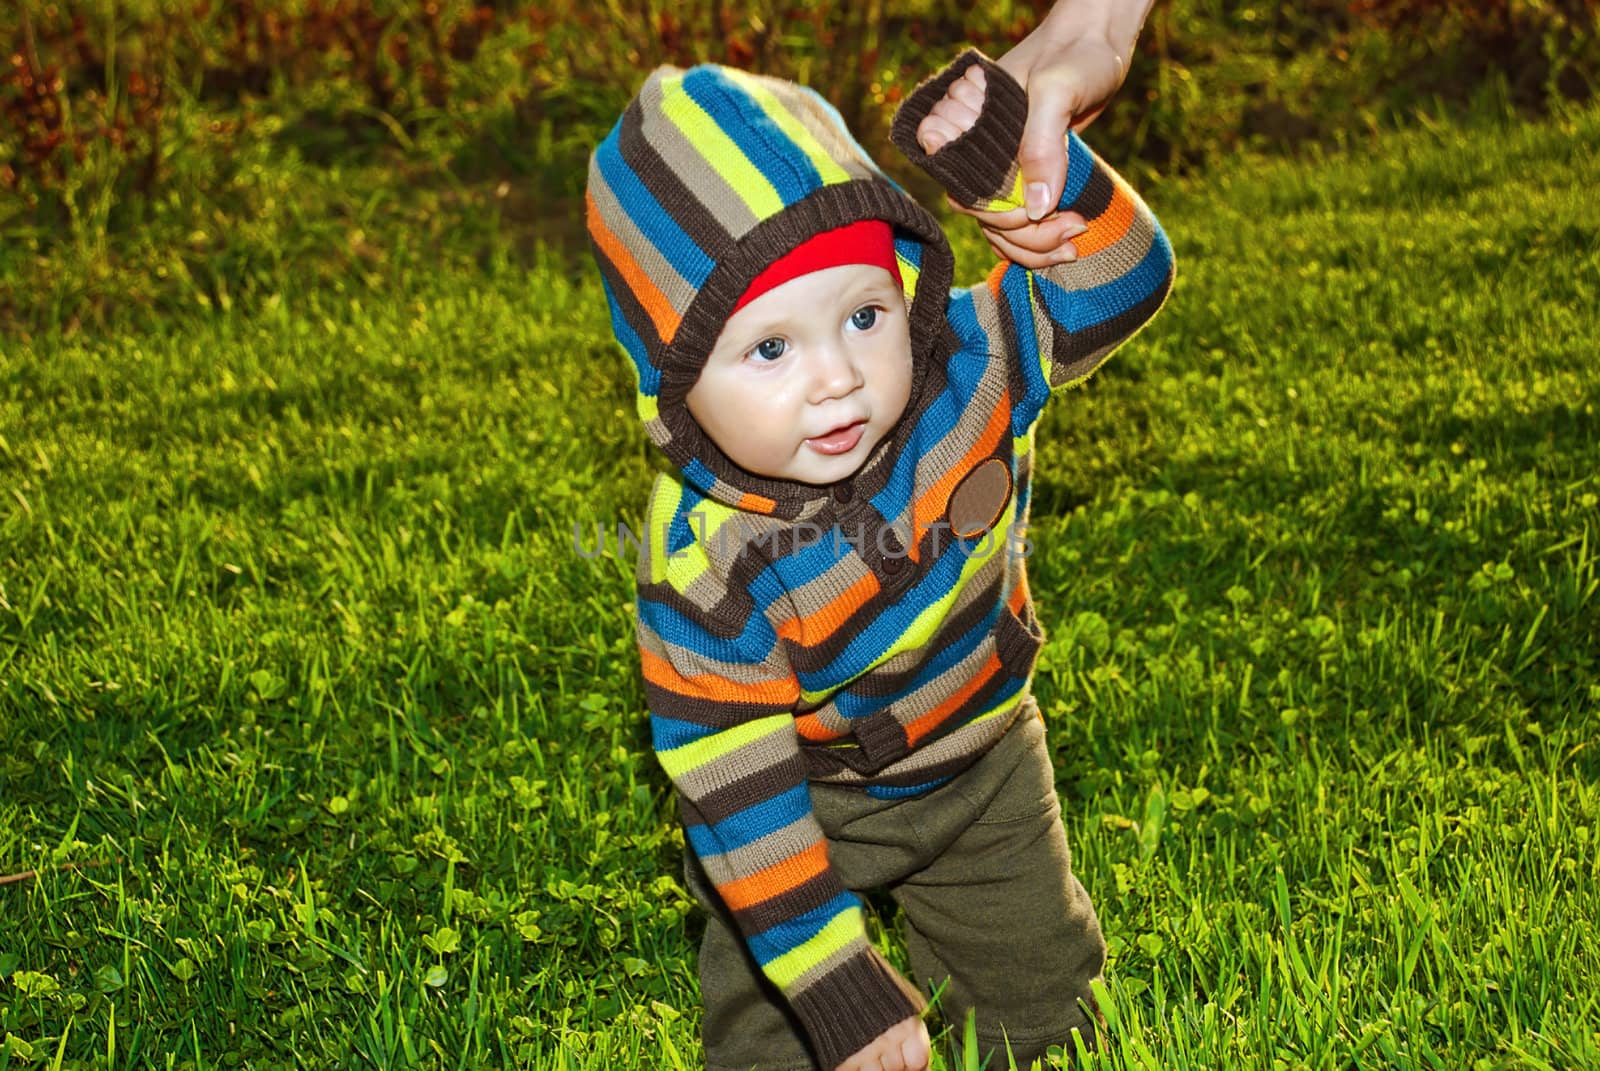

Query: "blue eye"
<box><xmin>752</xmin><ymin>337</ymin><xmax>787</xmax><ymax>361</ymax></box>
<box><xmin>850</xmin><ymin>306</ymin><xmax>879</xmax><ymax>330</ymax></box>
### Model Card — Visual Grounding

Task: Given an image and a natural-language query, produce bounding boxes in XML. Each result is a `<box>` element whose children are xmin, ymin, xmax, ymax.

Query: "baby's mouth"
<box><xmin>805</xmin><ymin>419</ymin><xmax>867</xmax><ymax>456</ymax></box>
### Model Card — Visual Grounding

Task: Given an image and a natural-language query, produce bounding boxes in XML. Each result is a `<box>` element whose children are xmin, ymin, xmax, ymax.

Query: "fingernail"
<box><xmin>922</xmin><ymin>133</ymin><xmax>946</xmax><ymax>152</ymax></box>
<box><xmin>1025</xmin><ymin>182</ymin><xmax>1050</xmax><ymax>221</ymax></box>
<box><xmin>1061</xmin><ymin>221</ymin><xmax>1087</xmax><ymax>239</ymax></box>
<box><xmin>1052</xmin><ymin>244</ymin><xmax>1079</xmax><ymax>264</ymax></box>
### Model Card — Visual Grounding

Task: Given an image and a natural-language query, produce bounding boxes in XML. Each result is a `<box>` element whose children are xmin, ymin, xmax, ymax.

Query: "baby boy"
<box><xmin>587</xmin><ymin>44</ymin><xmax>1174</xmax><ymax>1071</ymax></box>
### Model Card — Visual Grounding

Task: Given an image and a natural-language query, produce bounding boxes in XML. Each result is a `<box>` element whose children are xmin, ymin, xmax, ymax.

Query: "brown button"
<box><xmin>947</xmin><ymin>457</ymin><xmax>1013</xmax><ymax>539</ymax></box>
<box><xmin>882</xmin><ymin>554</ymin><xmax>904</xmax><ymax>574</ymax></box>
<box><xmin>832</xmin><ymin>481</ymin><xmax>853</xmax><ymax>504</ymax></box>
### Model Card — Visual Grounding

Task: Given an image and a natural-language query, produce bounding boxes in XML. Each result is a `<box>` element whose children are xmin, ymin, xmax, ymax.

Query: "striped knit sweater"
<box><xmin>587</xmin><ymin>49</ymin><xmax>1174</xmax><ymax>1068</ymax></box>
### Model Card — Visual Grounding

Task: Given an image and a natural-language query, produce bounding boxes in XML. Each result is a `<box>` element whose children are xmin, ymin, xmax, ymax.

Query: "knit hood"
<box><xmin>586</xmin><ymin>64</ymin><xmax>955</xmax><ymax>521</ymax></box>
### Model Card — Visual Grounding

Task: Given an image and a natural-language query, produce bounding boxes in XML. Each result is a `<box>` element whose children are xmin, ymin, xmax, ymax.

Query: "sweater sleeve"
<box><xmin>890</xmin><ymin>49</ymin><xmax>1175</xmax><ymax>421</ymax></box>
<box><xmin>635</xmin><ymin>476</ymin><xmax>923</xmax><ymax>1069</ymax></box>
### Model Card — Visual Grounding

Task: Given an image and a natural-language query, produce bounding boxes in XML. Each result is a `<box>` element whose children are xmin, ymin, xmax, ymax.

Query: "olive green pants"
<box><xmin>683</xmin><ymin>704</ymin><xmax>1106</xmax><ymax>1071</ymax></box>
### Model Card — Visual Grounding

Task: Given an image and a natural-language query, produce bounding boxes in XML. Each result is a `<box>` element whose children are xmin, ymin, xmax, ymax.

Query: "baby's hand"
<box><xmin>916</xmin><ymin>63</ymin><xmax>1087</xmax><ymax>269</ymax></box>
<box><xmin>835</xmin><ymin>1015</ymin><xmax>930</xmax><ymax>1071</ymax></box>
<box><xmin>915</xmin><ymin>63</ymin><xmax>988</xmax><ymax>154</ymax></box>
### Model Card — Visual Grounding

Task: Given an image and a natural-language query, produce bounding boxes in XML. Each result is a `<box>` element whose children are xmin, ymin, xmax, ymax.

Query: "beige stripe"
<box><xmin>784</xmin><ymin>933</ymin><xmax>878</xmax><ymax>1000</ymax></box>
<box><xmin>764</xmin><ymin>78</ymin><xmax>883</xmax><ymax>184</ymax></box>
<box><xmin>637</xmin><ymin>75</ymin><xmax>762</xmax><ymax>239</ymax></box>
<box><xmin>670</xmin><ymin>723</ymin><xmax>802</xmax><ymax>802</ymax></box>
<box><xmin>588</xmin><ymin>164</ymin><xmax>698</xmax><ymax>319</ymax></box>
<box><xmin>638</xmin><ymin>618</ymin><xmax>784</xmax><ymax>688</ymax></box>
<box><xmin>696</xmin><ymin>813</ymin><xmax>823</xmax><ymax>886</ymax></box>
<box><xmin>1038</xmin><ymin>206</ymin><xmax>1158</xmax><ymax>295</ymax></box>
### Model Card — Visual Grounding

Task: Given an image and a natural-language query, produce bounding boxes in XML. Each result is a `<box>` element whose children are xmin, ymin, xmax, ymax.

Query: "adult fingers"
<box><xmin>946</xmin><ymin>195</ymin><xmax>1088</xmax><ymax>236</ymax></box>
<box><xmin>946</xmin><ymin>195</ymin><xmax>1034</xmax><ymax>229</ymax></box>
<box><xmin>1016</xmin><ymin>76</ymin><xmax>1075</xmax><ymax>220</ymax></box>
<box><xmin>984</xmin><ymin>226</ymin><xmax>1078</xmax><ymax>270</ymax></box>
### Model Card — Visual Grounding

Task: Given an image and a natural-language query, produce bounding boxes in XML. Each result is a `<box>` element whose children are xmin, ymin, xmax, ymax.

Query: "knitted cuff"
<box><xmin>789</xmin><ymin>945</ymin><xmax>926</xmax><ymax>1070</ymax></box>
<box><xmin>890</xmin><ymin>48</ymin><xmax>1030</xmax><ymax>208</ymax></box>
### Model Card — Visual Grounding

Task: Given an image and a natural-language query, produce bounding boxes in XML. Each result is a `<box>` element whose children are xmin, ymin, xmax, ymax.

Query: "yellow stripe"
<box><xmin>765</xmin><ymin>909</ymin><xmax>865</xmax><ymax>990</ymax></box>
<box><xmin>650</xmin><ymin>485</ymin><xmax>766</xmax><ymax>590</ymax></box>
<box><xmin>1030</xmin><ymin>275</ymin><xmax>1052</xmax><ymax>389</ymax></box>
<box><xmin>658</xmin><ymin>714</ymin><xmax>791</xmax><ymax>780</ymax></box>
<box><xmin>646</xmin><ymin>477</ymin><xmax>684</xmax><ymax>586</ymax></box>
<box><xmin>975</xmin><ymin>170</ymin><xmax>1027</xmax><ymax>214</ymax></box>
<box><xmin>660</xmin><ymin>78</ymin><xmax>783</xmax><ymax>219</ymax></box>
<box><xmin>724</xmin><ymin>69</ymin><xmax>851</xmax><ymax>187</ymax></box>
<box><xmin>799</xmin><ymin>497</ymin><xmax>1020</xmax><ymax>705</ymax></box>
<box><xmin>896</xmin><ymin>253</ymin><xmax>921</xmax><ymax>305</ymax></box>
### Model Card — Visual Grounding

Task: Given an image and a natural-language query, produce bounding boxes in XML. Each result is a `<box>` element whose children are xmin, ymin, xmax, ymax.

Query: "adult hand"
<box><xmin>915</xmin><ymin>2</ymin><xmax>1150</xmax><ymax>267</ymax></box>
<box><xmin>916</xmin><ymin>64</ymin><xmax>1088</xmax><ymax>268</ymax></box>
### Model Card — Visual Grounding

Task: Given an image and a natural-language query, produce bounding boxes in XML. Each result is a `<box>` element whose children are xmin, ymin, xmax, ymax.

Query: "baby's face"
<box><xmin>687</xmin><ymin>264</ymin><xmax>912</xmax><ymax>486</ymax></box>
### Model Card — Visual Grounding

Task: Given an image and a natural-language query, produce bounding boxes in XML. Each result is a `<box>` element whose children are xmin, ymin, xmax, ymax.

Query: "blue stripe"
<box><xmin>748</xmin><ymin>890</ymin><xmax>861</xmax><ymax>965</ymax></box>
<box><xmin>598</xmin><ymin>274</ymin><xmax>659</xmax><ymax>397</ymax></box>
<box><xmin>771</xmin><ymin>526</ymin><xmax>867</xmax><ymax>588</ymax></box>
<box><xmin>795</xmin><ymin>538</ymin><xmax>974</xmax><ymax>691</ymax></box>
<box><xmin>871</xmin><ymin>364</ymin><xmax>993</xmax><ymax>521</ymax></box>
<box><xmin>637</xmin><ymin>595</ymin><xmax>772</xmax><ymax>667</ymax></box>
<box><xmin>832</xmin><ymin>602</ymin><xmax>1001</xmax><ymax>721</ymax></box>
<box><xmin>595</xmin><ymin>124</ymin><xmax>715</xmax><ymax>288</ymax></box>
<box><xmin>1057</xmin><ymin>131</ymin><xmax>1095</xmax><ymax>213</ymax></box>
<box><xmin>997</xmin><ymin>264</ymin><xmax>1049</xmax><ymax>431</ymax></box>
<box><xmin>893</xmin><ymin>234</ymin><xmax>922</xmax><ymax>272</ymax></box>
<box><xmin>651</xmin><ymin>713</ymin><xmax>722</xmax><ymax>754</ymax></box>
<box><xmin>683</xmin><ymin>67</ymin><xmax>821</xmax><ymax>208</ymax></box>
<box><xmin>685</xmin><ymin>782</ymin><xmax>813</xmax><ymax>857</ymax></box>
<box><xmin>1031</xmin><ymin>228</ymin><xmax>1172</xmax><ymax>334</ymax></box>
<box><xmin>667</xmin><ymin>488</ymin><xmax>706</xmax><ymax>556</ymax></box>
<box><xmin>866</xmin><ymin>775</ymin><xmax>953</xmax><ymax>800</ymax></box>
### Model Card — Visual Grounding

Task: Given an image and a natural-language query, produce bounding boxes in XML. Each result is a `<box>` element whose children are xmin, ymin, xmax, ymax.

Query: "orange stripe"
<box><xmin>911</xmin><ymin>386</ymin><xmax>1010</xmax><ymax>556</ymax></box>
<box><xmin>1007</xmin><ymin>573</ymin><xmax>1029</xmax><ymax>615</ymax></box>
<box><xmin>987</xmin><ymin>259</ymin><xmax>1008</xmax><ymax>299</ymax></box>
<box><xmin>1071</xmin><ymin>178</ymin><xmax>1136</xmax><ymax>258</ymax></box>
<box><xmin>776</xmin><ymin>572</ymin><xmax>879</xmax><ymax>645</ymax></box>
<box><xmin>639</xmin><ymin>647</ymin><xmax>798</xmax><ymax>706</ymax></box>
<box><xmin>905</xmin><ymin>651</ymin><xmax>1003</xmax><ymax>746</ymax></box>
<box><xmin>736</xmin><ymin>492</ymin><xmax>777</xmax><ymax>513</ymax></box>
<box><xmin>586</xmin><ymin>189</ymin><xmax>682</xmax><ymax>343</ymax></box>
<box><xmin>719</xmin><ymin>840</ymin><xmax>829</xmax><ymax>912</ymax></box>
<box><xmin>794</xmin><ymin>713</ymin><xmax>846</xmax><ymax>742</ymax></box>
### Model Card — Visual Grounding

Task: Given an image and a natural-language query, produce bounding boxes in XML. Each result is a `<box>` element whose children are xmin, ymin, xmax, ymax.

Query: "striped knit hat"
<box><xmin>586</xmin><ymin>64</ymin><xmax>954</xmax><ymax>517</ymax></box>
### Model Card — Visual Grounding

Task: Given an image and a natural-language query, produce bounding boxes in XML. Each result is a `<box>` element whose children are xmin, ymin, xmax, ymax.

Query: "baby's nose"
<box><xmin>808</xmin><ymin>344</ymin><xmax>863</xmax><ymax>399</ymax></box>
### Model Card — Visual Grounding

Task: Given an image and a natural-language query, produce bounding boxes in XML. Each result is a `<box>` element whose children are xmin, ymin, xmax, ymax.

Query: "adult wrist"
<box><xmin>1038</xmin><ymin>0</ymin><xmax>1149</xmax><ymax>69</ymax></box>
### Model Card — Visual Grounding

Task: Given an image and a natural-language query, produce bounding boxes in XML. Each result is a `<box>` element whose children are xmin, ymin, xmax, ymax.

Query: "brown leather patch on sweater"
<box><xmin>947</xmin><ymin>457</ymin><xmax>1012</xmax><ymax>539</ymax></box>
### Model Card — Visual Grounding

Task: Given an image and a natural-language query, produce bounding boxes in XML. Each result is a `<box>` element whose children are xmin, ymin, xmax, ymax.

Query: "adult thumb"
<box><xmin>1018</xmin><ymin>87</ymin><xmax>1073</xmax><ymax>221</ymax></box>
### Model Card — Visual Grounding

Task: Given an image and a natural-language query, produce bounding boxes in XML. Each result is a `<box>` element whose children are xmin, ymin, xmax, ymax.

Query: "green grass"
<box><xmin>3</xmin><ymin>98</ymin><xmax>1599</xmax><ymax>1069</ymax></box>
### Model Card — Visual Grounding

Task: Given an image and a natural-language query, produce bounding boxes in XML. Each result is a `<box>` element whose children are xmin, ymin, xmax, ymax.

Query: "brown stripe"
<box><xmin>788</xmin><ymin>949</ymin><xmax>924</xmax><ymax>1070</ymax></box>
<box><xmin>730</xmin><ymin>867</ymin><xmax>847</xmax><ymax>936</ymax></box>
<box><xmin>792</xmin><ymin>566</ymin><xmax>1003</xmax><ymax>682</ymax></box>
<box><xmin>693</xmin><ymin>751</ymin><xmax>808</xmax><ymax>826</ymax></box>
<box><xmin>1069</xmin><ymin>157</ymin><xmax>1116</xmax><ymax>222</ymax></box>
<box><xmin>618</xmin><ymin>97</ymin><xmax>734</xmax><ymax>261</ymax></box>
<box><xmin>1049</xmin><ymin>271</ymin><xmax>1172</xmax><ymax>387</ymax></box>
<box><xmin>643</xmin><ymin>679</ymin><xmax>791</xmax><ymax>727</ymax></box>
